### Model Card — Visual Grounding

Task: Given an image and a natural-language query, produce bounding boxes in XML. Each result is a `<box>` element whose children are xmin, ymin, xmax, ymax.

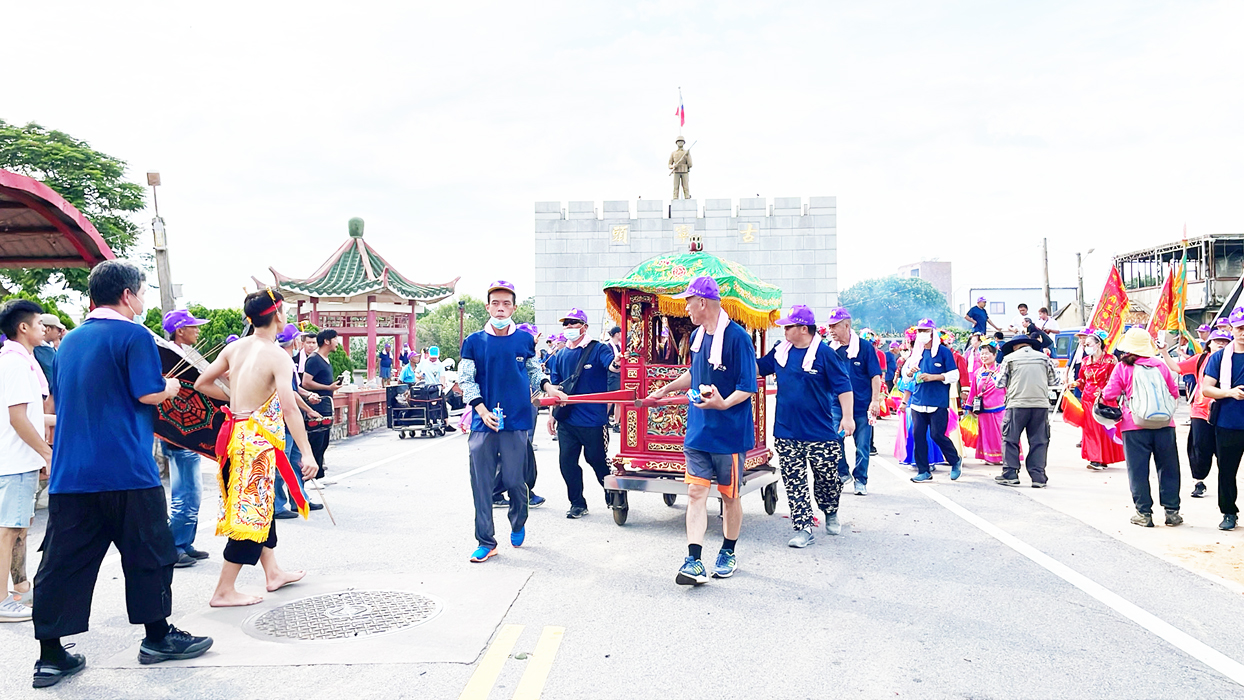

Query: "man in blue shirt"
<box><xmin>160</xmin><ymin>308</ymin><xmax>212</xmax><ymax>568</ymax></box>
<box><xmin>32</xmin><ymin>261</ymin><xmax>212</xmax><ymax>687</ymax></box>
<box><xmin>459</xmin><ymin>281</ymin><xmax>550</xmax><ymax>563</ymax></box>
<box><xmin>757</xmin><ymin>306</ymin><xmax>855</xmax><ymax>548</ymax></box>
<box><xmin>964</xmin><ymin>297</ymin><xmax>1000</xmax><ymax>337</ymax></box>
<box><xmin>824</xmin><ymin>308</ymin><xmax>883</xmax><ymax>495</ymax></box>
<box><xmin>547</xmin><ymin>309</ymin><xmax>620</xmax><ymax>519</ymax></box>
<box><xmin>1200</xmin><ymin>308</ymin><xmax>1244</xmax><ymax>531</ymax></box>
<box><xmin>378</xmin><ymin>343</ymin><xmax>393</xmax><ymax>381</ymax></box>
<box><xmin>646</xmin><ymin>276</ymin><xmax>757</xmax><ymax>585</ymax></box>
<box><xmin>903</xmin><ymin>318</ymin><xmax>963</xmax><ymax>483</ymax></box>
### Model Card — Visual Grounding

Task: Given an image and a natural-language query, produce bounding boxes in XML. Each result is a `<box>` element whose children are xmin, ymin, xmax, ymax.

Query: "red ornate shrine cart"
<box><xmin>599</xmin><ymin>246</ymin><xmax>784</xmax><ymax>525</ymax></box>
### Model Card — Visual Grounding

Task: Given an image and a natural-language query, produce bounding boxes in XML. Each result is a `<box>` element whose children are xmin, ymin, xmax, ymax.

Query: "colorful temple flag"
<box><xmin>1090</xmin><ymin>267</ymin><xmax>1130</xmax><ymax>353</ymax></box>
<box><xmin>1061</xmin><ymin>392</ymin><xmax>1085</xmax><ymax>428</ymax></box>
<box><xmin>674</xmin><ymin>89</ymin><xmax>685</xmax><ymax>126</ymax></box>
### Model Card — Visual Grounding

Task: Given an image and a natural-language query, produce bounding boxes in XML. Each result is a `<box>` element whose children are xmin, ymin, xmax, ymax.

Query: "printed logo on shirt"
<box><xmin>934</xmin><ymin>363</ymin><xmax>942</xmax><ymax>368</ymax></box>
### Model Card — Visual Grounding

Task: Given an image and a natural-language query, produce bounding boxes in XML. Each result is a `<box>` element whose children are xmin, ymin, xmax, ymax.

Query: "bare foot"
<box><xmin>266</xmin><ymin>570</ymin><xmax>306</xmax><ymax>592</ymax></box>
<box><xmin>209</xmin><ymin>590</ymin><xmax>264</xmax><ymax>607</ymax></box>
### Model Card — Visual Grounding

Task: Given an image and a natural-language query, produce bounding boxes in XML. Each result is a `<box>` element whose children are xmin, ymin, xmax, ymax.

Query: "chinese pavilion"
<box><xmin>268</xmin><ymin>218</ymin><xmax>458</xmax><ymax>378</ymax></box>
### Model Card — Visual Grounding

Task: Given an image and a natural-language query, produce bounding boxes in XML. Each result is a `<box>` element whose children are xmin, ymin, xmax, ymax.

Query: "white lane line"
<box><xmin>876</xmin><ymin>458</ymin><xmax>1244</xmax><ymax>687</ymax></box>
<box><xmin>327</xmin><ymin>431</ymin><xmax>462</xmax><ymax>483</ymax></box>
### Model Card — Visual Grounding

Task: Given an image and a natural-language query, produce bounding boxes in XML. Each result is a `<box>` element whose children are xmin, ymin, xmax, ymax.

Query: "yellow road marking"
<box><xmin>458</xmin><ymin>624</ymin><xmax>524</xmax><ymax>700</ymax></box>
<box><xmin>511</xmin><ymin>626</ymin><xmax>566</xmax><ymax>700</ymax></box>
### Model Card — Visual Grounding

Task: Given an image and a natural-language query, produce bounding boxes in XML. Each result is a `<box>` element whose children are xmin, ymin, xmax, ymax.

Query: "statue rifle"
<box><xmin>668</xmin><ymin>140</ymin><xmax>698</xmax><ymax>175</ymax></box>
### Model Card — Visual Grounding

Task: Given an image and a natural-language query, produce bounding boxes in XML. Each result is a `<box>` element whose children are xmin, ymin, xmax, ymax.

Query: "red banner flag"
<box><xmin>1147</xmin><ymin>263</ymin><xmax>1176</xmax><ymax>339</ymax></box>
<box><xmin>1090</xmin><ymin>267</ymin><xmax>1130</xmax><ymax>353</ymax></box>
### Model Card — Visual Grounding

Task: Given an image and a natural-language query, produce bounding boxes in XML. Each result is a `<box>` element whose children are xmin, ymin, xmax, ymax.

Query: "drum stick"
<box><xmin>309</xmin><ymin>479</ymin><xmax>337</xmax><ymax>526</ymax></box>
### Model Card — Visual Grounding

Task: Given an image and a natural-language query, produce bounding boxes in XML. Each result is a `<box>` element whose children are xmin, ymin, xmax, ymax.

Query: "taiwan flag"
<box><xmin>674</xmin><ymin>90</ymin><xmax>685</xmax><ymax>126</ymax></box>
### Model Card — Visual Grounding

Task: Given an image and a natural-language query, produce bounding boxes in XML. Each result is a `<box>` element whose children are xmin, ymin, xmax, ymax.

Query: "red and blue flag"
<box><xmin>674</xmin><ymin>90</ymin><xmax>685</xmax><ymax>126</ymax></box>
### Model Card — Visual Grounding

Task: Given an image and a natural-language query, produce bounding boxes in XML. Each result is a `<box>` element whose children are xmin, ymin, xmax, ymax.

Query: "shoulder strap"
<box><xmin>562</xmin><ymin>341</ymin><xmax>598</xmax><ymax>391</ymax></box>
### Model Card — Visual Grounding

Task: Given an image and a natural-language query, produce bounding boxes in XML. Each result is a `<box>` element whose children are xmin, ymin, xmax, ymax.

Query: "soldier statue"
<box><xmin>668</xmin><ymin>137</ymin><xmax>692</xmax><ymax>200</ymax></box>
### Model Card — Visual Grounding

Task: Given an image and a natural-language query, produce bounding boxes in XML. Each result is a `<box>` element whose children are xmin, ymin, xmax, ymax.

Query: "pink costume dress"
<box><xmin>966</xmin><ymin>364</ymin><xmax>1006</xmax><ymax>464</ymax></box>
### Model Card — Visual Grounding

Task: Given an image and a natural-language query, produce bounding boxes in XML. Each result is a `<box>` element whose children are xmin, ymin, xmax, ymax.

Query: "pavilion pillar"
<box><xmin>366</xmin><ymin>295</ymin><xmax>378</xmax><ymax>379</ymax></box>
<box><xmin>297</xmin><ymin>300</ymin><xmax>303</xmax><ymax>323</ymax></box>
<box><xmin>310</xmin><ymin>297</ymin><xmax>320</xmax><ymax>326</ymax></box>
<box><xmin>408</xmin><ymin>300</ymin><xmax>418</xmax><ymax>354</ymax></box>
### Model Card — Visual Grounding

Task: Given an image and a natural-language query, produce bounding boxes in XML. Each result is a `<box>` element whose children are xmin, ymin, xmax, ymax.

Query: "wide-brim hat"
<box><xmin>1002</xmin><ymin>335</ymin><xmax>1040</xmax><ymax>353</ymax></box>
<box><xmin>1115</xmin><ymin>327</ymin><xmax>1157</xmax><ymax>357</ymax></box>
<box><xmin>775</xmin><ymin>304</ymin><xmax>816</xmax><ymax>326</ymax></box>
<box><xmin>672</xmin><ymin>275</ymin><xmax>721</xmax><ymax>301</ymax></box>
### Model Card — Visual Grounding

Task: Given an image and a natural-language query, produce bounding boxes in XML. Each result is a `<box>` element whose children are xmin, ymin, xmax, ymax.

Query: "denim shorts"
<box><xmin>0</xmin><ymin>470</ymin><xmax>39</xmax><ymax>528</ymax></box>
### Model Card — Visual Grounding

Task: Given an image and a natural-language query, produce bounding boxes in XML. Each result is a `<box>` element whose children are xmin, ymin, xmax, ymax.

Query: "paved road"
<box><xmin>3</xmin><ymin>403</ymin><xmax>1244</xmax><ymax>699</ymax></box>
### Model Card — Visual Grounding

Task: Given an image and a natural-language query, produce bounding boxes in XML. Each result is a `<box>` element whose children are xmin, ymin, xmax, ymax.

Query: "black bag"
<box><xmin>552</xmin><ymin>341</ymin><xmax>598</xmax><ymax>422</ymax></box>
<box><xmin>1093</xmin><ymin>400</ymin><xmax>1123</xmax><ymax>425</ymax></box>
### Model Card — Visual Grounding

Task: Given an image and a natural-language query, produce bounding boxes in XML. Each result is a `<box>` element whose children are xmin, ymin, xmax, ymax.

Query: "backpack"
<box><xmin>1128</xmin><ymin>364</ymin><xmax>1176</xmax><ymax>429</ymax></box>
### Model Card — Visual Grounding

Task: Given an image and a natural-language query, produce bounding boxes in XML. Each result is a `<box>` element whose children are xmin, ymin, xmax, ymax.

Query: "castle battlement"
<box><xmin>534</xmin><ymin>197</ymin><xmax>837</xmax><ymax>331</ymax></box>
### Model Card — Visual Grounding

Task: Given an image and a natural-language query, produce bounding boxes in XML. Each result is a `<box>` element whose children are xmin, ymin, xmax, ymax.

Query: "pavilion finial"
<box><xmin>348</xmin><ymin>217</ymin><xmax>365</xmax><ymax>238</ymax></box>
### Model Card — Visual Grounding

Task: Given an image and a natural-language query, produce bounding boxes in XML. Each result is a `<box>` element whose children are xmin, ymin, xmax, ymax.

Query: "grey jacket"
<box><xmin>994</xmin><ymin>347</ymin><xmax>1057</xmax><ymax>409</ymax></box>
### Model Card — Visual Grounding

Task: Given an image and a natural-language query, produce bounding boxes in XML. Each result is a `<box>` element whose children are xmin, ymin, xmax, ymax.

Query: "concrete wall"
<box><xmin>534</xmin><ymin>197</ymin><xmax>837</xmax><ymax>332</ymax></box>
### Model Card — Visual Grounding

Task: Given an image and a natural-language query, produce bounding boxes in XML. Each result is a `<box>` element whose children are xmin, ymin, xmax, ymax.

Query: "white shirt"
<box><xmin>416</xmin><ymin>359</ymin><xmax>443</xmax><ymax>385</ymax></box>
<box><xmin>0</xmin><ymin>353</ymin><xmax>46</xmax><ymax>476</ymax></box>
<box><xmin>1036</xmin><ymin>317</ymin><xmax>1060</xmax><ymax>332</ymax></box>
<box><xmin>1010</xmin><ymin>315</ymin><xmax>1033</xmax><ymax>332</ymax></box>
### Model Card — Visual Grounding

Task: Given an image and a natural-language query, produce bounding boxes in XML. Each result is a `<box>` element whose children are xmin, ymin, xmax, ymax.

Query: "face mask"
<box><xmin>564</xmin><ymin>328</ymin><xmax>581</xmax><ymax>341</ymax></box>
<box><xmin>917</xmin><ymin>332</ymin><xmax>931</xmax><ymax>343</ymax></box>
<box><xmin>125</xmin><ymin>292</ymin><xmax>144</xmax><ymax>322</ymax></box>
<box><xmin>489</xmin><ymin>317</ymin><xmax>510</xmax><ymax>330</ymax></box>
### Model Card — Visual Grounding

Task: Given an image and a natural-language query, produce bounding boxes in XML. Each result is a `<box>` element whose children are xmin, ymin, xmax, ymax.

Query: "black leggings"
<box><xmin>912</xmin><ymin>407</ymin><xmax>960</xmax><ymax>475</ymax></box>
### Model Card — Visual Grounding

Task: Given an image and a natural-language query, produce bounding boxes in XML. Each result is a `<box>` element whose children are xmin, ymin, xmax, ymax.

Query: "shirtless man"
<box><xmin>196</xmin><ymin>290</ymin><xmax>317</xmax><ymax>607</ymax></box>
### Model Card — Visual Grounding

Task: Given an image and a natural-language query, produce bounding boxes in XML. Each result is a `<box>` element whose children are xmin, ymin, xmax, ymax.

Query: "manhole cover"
<box><xmin>243</xmin><ymin>589</ymin><xmax>442</xmax><ymax>642</ymax></box>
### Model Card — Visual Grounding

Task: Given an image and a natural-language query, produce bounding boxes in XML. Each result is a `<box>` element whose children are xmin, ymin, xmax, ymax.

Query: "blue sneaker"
<box><xmin>911</xmin><ymin>472</ymin><xmax>933</xmax><ymax>483</ymax></box>
<box><xmin>675</xmin><ymin>556</ymin><xmax>708</xmax><ymax>585</ymax></box>
<box><xmin>511</xmin><ymin>528</ymin><xmax>526</xmax><ymax>547</ymax></box>
<box><xmin>529</xmin><ymin>494</ymin><xmax>546</xmax><ymax>508</ymax></box>
<box><xmin>469</xmin><ymin>546</ymin><xmax>497</xmax><ymax>563</ymax></box>
<box><xmin>950</xmin><ymin>459</ymin><xmax>962</xmax><ymax>481</ymax></box>
<box><xmin>712</xmin><ymin>550</ymin><xmax>737</xmax><ymax>579</ymax></box>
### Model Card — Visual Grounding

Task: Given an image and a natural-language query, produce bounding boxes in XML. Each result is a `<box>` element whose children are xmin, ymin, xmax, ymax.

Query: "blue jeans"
<box><xmin>277</xmin><ymin>429</ymin><xmax>307</xmax><ymax>514</ymax></box>
<box><xmin>831</xmin><ymin>403</ymin><xmax>873</xmax><ymax>484</ymax></box>
<box><xmin>164</xmin><ymin>445</ymin><xmax>202</xmax><ymax>552</ymax></box>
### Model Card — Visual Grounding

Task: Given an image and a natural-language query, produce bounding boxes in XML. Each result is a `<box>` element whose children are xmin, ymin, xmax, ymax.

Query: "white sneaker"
<box><xmin>854</xmin><ymin>482</ymin><xmax>867</xmax><ymax>496</ymax></box>
<box><xmin>0</xmin><ymin>594</ymin><xmax>32</xmax><ymax>622</ymax></box>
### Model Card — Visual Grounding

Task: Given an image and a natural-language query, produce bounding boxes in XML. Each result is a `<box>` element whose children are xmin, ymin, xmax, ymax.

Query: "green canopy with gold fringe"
<box><xmin>603</xmin><ymin>252</ymin><xmax>783</xmax><ymax>331</ymax></box>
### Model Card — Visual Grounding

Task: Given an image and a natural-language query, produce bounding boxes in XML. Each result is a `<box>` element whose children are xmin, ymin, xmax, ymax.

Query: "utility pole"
<box><xmin>1076</xmin><ymin>248</ymin><xmax>1095</xmax><ymax>326</ymax></box>
<box><xmin>1042</xmin><ymin>237</ymin><xmax>1051</xmax><ymax>317</ymax></box>
<box><xmin>146</xmin><ymin>172</ymin><xmax>176</xmax><ymax>321</ymax></box>
<box><xmin>458</xmin><ymin>299</ymin><xmax>466</xmax><ymax>351</ymax></box>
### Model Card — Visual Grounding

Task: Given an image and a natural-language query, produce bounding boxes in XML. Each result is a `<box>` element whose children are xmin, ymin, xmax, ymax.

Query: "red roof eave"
<box><xmin>0</xmin><ymin>169</ymin><xmax>116</xmax><ymax>267</ymax></box>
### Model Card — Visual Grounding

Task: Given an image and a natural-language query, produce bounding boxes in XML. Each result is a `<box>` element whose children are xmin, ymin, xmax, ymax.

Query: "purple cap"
<box><xmin>553</xmin><ymin>333</ymin><xmax>566</xmax><ymax>342</ymax></box>
<box><xmin>1218</xmin><ymin>313</ymin><xmax>1235</xmax><ymax>327</ymax></box>
<box><xmin>516</xmin><ymin>323</ymin><xmax>536</xmax><ymax>336</ymax></box>
<box><xmin>825</xmin><ymin>307</ymin><xmax>851</xmax><ymax>325</ymax></box>
<box><xmin>559</xmin><ymin>308</ymin><xmax>589</xmax><ymax>324</ymax></box>
<box><xmin>976</xmin><ymin>296</ymin><xmax>987</xmax><ymax>303</ymax></box>
<box><xmin>1210</xmin><ymin>329</ymin><xmax>1232</xmax><ymax>342</ymax></box>
<box><xmin>162</xmin><ymin>309</ymin><xmax>209</xmax><ymax>335</ymax></box>
<box><xmin>1197</xmin><ymin>324</ymin><xmax>1212</xmax><ymax>333</ymax></box>
<box><xmin>672</xmin><ymin>275</ymin><xmax>721</xmax><ymax>301</ymax></box>
<box><xmin>1230</xmin><ymin>307</ymin><xmax>1244</xmax><ymax>328</ymax></box>
<box><xmin>775</xmin><ymin>305</ymin><xmax>816</xmax><ymax>326</ymax></box>
<box><xmin>915</xmin><ymin>318</ymin><xmax>936</xmax><ymax>330</ymax></box>
<box><xmin>276</xmin><ymin>323</ymin><xmax>300</xmax><ymax>345</ymax></box>
<box><xmin>225</xmin><ymin>334</ymin><xmax>240</xmax><ymax>344</ymax></box>
<box><xmin>486</xmin><ymin>280</ymin><xmax>516</xmax><ymax>298</ymax></box>
<box><xmin>889</xmin><ymin>340</ymin><xmax>901</xmax><ymax>349</ymax></box>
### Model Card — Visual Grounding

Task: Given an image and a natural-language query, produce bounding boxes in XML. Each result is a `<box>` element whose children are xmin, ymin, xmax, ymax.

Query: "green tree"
<box><xmin>0</xmin><ymin>120</ymin><xmax>146</xmax><ymax>295</ymax></box>
<box><xmin>141</xmin><ymin>305</ymin><xmax>254</xmax><ymax>361</ymax></box>
<box><xmin>414</xmin><ymin>295</ymin><xmax>536</xmax><ymax>363</ymax></box>
<box><xmin>838</xmin><ymin>276</ymin><xmax>959</xmax><ymax>333</ymax></box>
<box><xmin>0</xmin><ymin>291</ymin><xmax>76</xmax><ymax>330</ymax></box>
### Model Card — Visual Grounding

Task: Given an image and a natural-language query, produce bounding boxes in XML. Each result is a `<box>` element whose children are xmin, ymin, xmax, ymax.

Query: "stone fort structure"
<box><xmin>534</xmin><ymin>197</ymin><xmax>837</xmax><ymax>332</ymax></box>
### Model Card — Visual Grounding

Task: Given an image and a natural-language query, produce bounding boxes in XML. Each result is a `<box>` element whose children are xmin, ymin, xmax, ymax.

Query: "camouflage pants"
<box><xmin>774</xmin><ymin>437</ymin><xmax>843</xmax><ymax>531</ymax></box>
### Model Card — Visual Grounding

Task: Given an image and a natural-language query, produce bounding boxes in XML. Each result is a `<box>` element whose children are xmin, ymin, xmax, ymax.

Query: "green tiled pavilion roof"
<box><xmin>271</xmin><ymin>235</ymin><xmax>457</xmax><ymax>303</ymax></box>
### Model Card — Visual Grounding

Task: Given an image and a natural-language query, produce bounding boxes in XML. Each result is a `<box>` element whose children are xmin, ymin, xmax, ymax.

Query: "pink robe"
<box><xmin>966</xmin><ymin>364</ymin><xmax>1006</xmax><ymax>464</ymax></box>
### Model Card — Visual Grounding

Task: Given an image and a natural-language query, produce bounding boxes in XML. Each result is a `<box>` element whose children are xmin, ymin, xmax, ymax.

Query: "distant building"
<box><xmin>961</xmin><ymin>287</ymin><xmax>1078</xmax><ymax>322</ymax></box>
<box><xmin>1113</xmin><ymin>234</ymin><xmax>1244</xmax><ymax>327</ymax></box>
<box><xmin>897</xmin><ymin>260</ymin><xmax>952</xmax><ymax>304</ymax></box>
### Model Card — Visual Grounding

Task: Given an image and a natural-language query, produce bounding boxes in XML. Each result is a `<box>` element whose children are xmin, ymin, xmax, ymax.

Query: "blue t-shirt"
<box><xmin>1204</xmin><ymin>349</ymin><xmax>1244</xmax><ymax>430</ymax></box>
<box><xmin>885</xmin><ymin>351</ymin><xmax>899</xmax><ymax>382</ymax></box>
<box><xmin>966</xmin><ymin>306</ymin><xmax>988</xmax><ymax>334</ymax></box>
<box><xmin>50</xmin><ymin>319</ymin><xmax>168</xmax><ymax>494</ymax></box>
<box><xmin>909</xmin><ymin>345</ymin><xmax>957</xmax><ymax>409</ymax></box>
<box><xmin>834</xmin><ymin>343</ymin><xmax>883</xmax><ymax>417</ymax></box>
<box><xmin>379</xmin><ymin>351</ymin><xmax>392</xmax><ymax>370</ymax></box>
<box><xmin>461</xmin><ymin>329</ymin><xmax>536</xmax><ymax>433</ymax></box>
<box><xmin>757</xmin><ymin>342</ymin><xmax>851</xmax><ymax>442</ymax></box>
<box><xmin>550</xmin><ymin>341</ymin><xmax>614</xmax><ymax>427</ymax></box>
<box><xmin>685</xmin><ymin>320</ymin><xmax>757</xmax><ymax>454</ymax></box>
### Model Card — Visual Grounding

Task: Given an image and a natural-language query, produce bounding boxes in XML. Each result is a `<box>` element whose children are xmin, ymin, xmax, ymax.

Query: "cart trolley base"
<box><xmin>602</xmin><ymin>466</ymin><xmax>780</xmax><ymax>525</ymax></box>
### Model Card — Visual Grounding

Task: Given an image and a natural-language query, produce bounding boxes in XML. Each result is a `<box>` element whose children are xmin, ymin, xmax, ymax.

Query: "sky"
<box><xmin>6</xmin><ymin>0</ymin><xmax>1244</xmax><ymax>315</ymax></box>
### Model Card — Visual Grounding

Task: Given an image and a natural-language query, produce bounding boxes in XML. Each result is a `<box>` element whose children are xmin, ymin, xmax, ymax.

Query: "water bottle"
<box><xmin>493</xmin><ymin>404</ymin><xmax>505</xmax><ymax>430</ymax></box>
<box><xmin>687</xmin><ymin>388</ymin><xmax>702</xmax><ymax>404</ymax></box>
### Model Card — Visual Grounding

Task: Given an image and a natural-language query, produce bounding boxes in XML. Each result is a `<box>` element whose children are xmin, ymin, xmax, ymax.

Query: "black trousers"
<box><xmin>1002</xmin><ymin>407</ymin><xmax>1050</xmax><ymax>483</ymax></box>
<box><xmin>1122</xmin><ymin>427</ymin><xmax>1181</xmax><ymax>515</ymax></box>
<box><xmin>912</xmin><ymin>408</ymin><xmax>959</xmax><ymax>475</ymax></box>
<box><xmin>220</xmin><ymin>462</ymin><xmax>278</xmax><ymax>566</ymax></box>
<box><xmin>1189</xmin><ymin>417</ymin><xmax>1217</xmax><ymax>481</ymax></box>
<box><xmin>1214</xmin><ymin>426</ymin><xmax>1244</xmax><ymax>516</ymax></box>
<box><xmin>308</xmin><ymin>429</ymin><xmax>330</xmax><ymax>479</ymax></box>
<box><xmin>557</xmin><ymin>423</ymin><xmax>611</xmax><ymax>509</ymax></box>
<box><xmin>33</xmin><ymin>487</ymin><xmax>177</xmax><ymax>640</ymax></box>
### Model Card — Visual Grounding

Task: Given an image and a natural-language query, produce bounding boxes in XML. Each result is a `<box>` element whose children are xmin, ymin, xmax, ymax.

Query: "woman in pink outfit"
<box><xmin>1100</xmin><ymin>328</ymin><xmax>1182</xmax><ymax>529</ymax></box>
<box><xmin>965</xmin><ymin>341</ymin><xmax>1005</xmax><ymax>465</ymax></box>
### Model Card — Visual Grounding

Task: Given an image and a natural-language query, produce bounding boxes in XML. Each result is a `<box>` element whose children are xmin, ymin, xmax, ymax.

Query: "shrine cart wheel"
<box><xmin>762</xmin><ymin>483</ymin><xmax>778</xmax><ymax>515</ymax></box>
<box><xmin>663</xmin><ymin>493</ymin><xmax>677</xmax><ymax>507</ymax></box>
<box><xmin>398</xmin><ymin>431</ymin><xmax>407</xmax><ymax>439</ymax></box>
<box><xmin>612</xmin><ymin>491</ymin><xmax>629</xmax><ymax>526</ymax></box>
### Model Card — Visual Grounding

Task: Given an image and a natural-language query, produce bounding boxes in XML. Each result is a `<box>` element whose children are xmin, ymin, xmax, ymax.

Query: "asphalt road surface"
<box><xmin>3</xmin><ymin>403</ymin><xmax>1244</xmax><ymax>700</ymax></box>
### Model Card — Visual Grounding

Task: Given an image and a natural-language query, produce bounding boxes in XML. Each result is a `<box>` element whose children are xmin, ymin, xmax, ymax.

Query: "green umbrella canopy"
<box><xmin>603</xmin><ymin>251</ymin><xmax>783</xmax><ymax>331</ymax></box>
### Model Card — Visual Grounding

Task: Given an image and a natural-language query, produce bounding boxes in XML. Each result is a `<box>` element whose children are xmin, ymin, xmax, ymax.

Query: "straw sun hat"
<box><xmin>1115</xmin><ymin>327</ymin><xmax>1157</xmax><ymax>358</ymax></box>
